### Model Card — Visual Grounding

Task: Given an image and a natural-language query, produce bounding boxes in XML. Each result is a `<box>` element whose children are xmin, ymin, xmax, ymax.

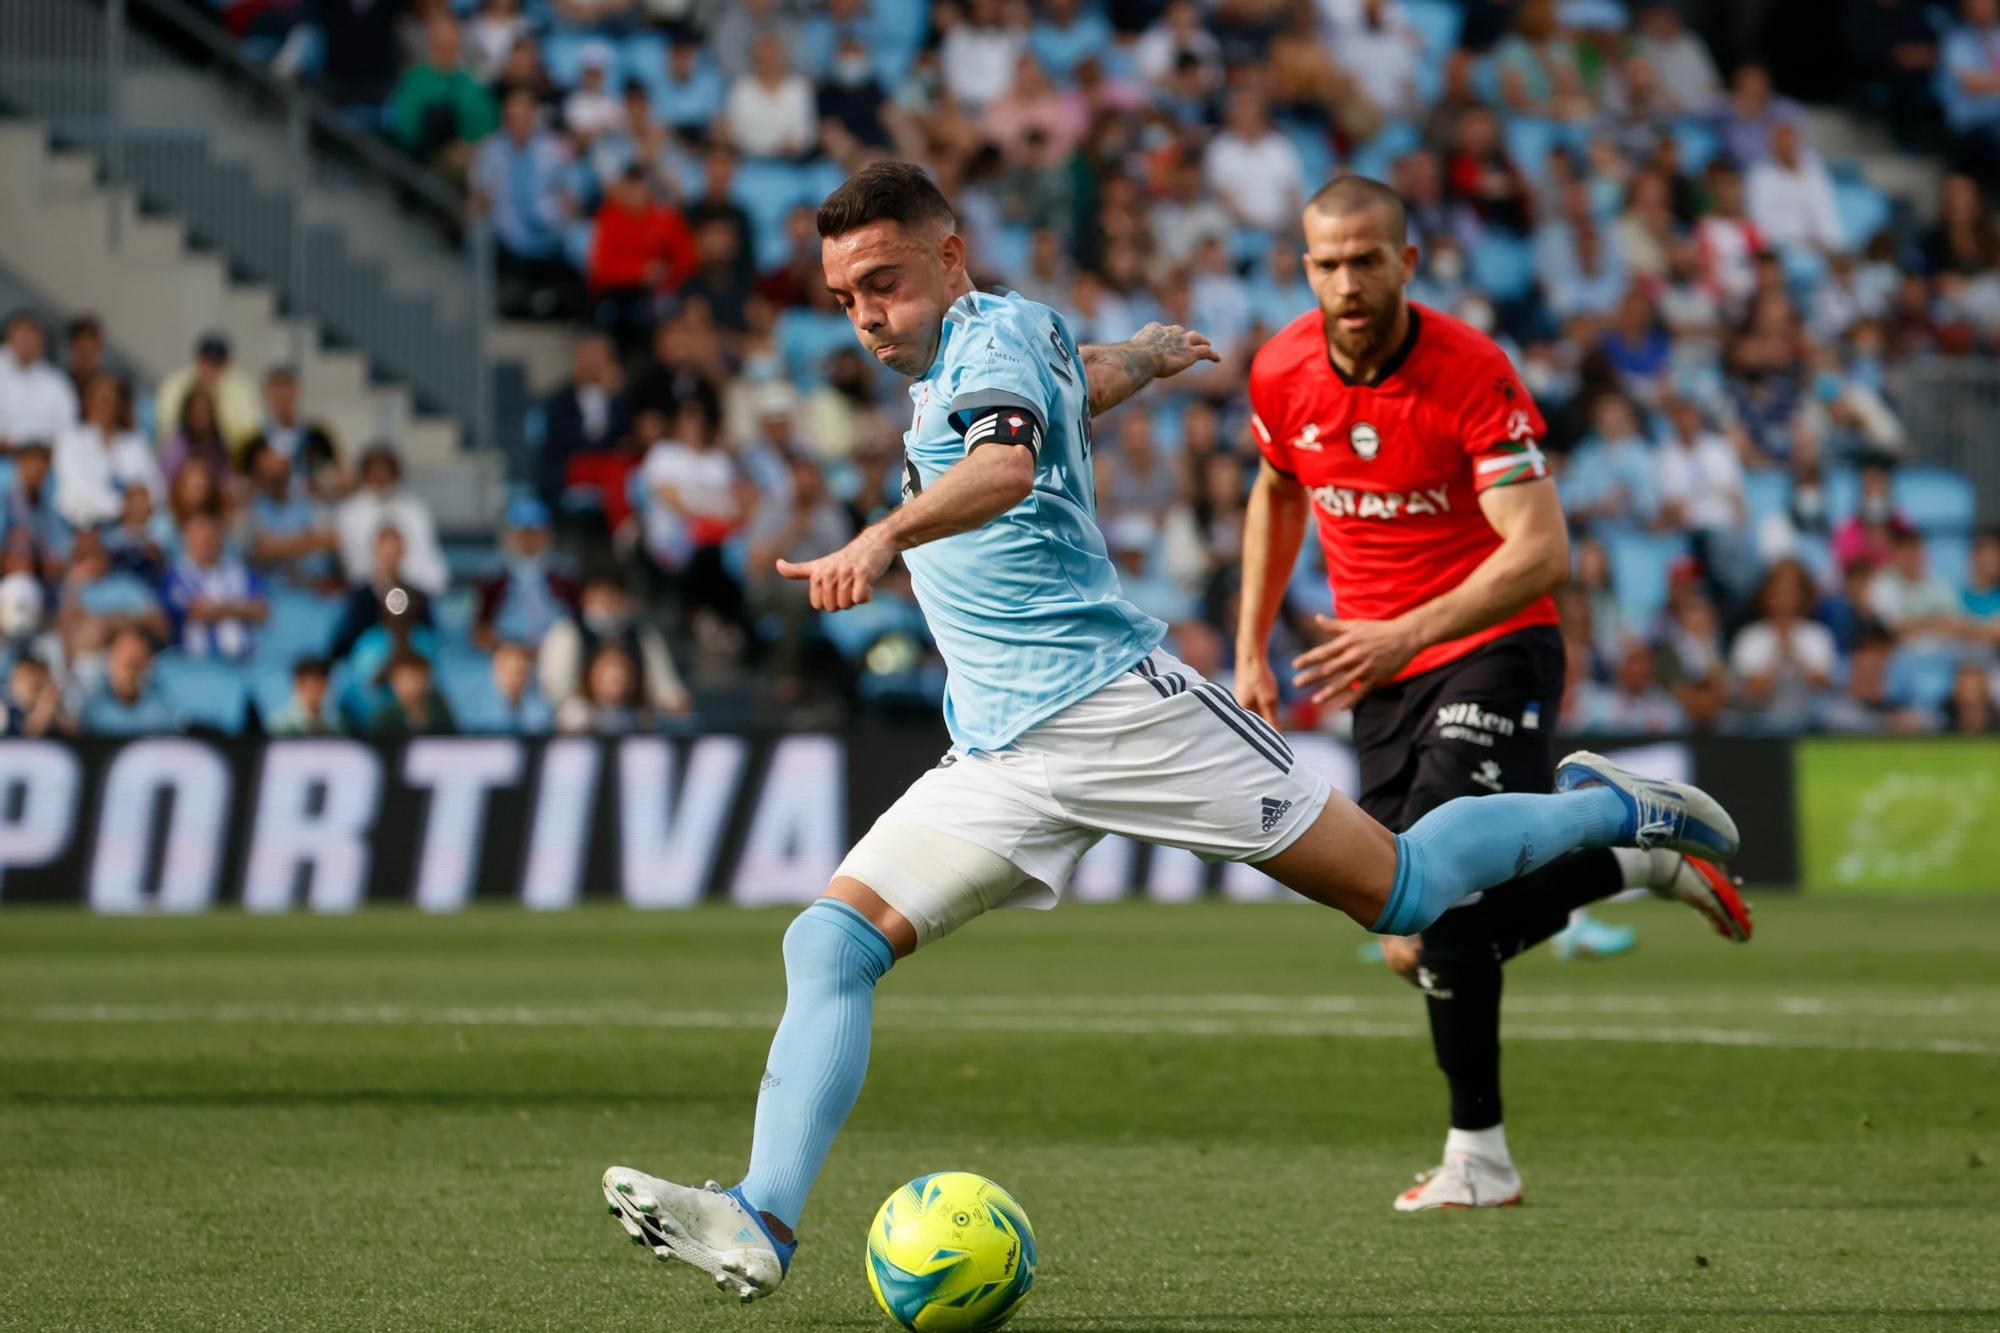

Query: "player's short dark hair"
<box><xmin>293</xmin><ymin>655</ymin><xmax>331</xmax><ymax>682</ymax></box>
<box><xmin>1305</xmin><ymin>176</ymin><xmax>1409</xmax><ymax>243</ymax></box>
<box><xmin>816</xmin><ymin>162</ymin><xmax>955</xmax><ymax>240</ymax></box>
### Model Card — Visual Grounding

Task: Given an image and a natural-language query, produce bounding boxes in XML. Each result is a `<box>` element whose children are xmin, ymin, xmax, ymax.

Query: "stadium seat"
<box><xmin>776</xmin><ymin>307</ymin><xmax>859</xmax><ymax>385</ymax></box>
<box><xmin>151</xmin><ymin>652</ymin><xmax>250</xmax><ymax>734</ymax></box>
<box><xmin>1833</xmin><ymin>172</ymin><xmax>1892</xmax><ymax>251</ymax></box>
<box><xmin>1886</xmin><ymin>644</ymin><xmax>1963</xmax><ymax>711</ymax></box>
<box><xmin>1403</xmin><ymin>0</ymin><xmax>1464</xmax><ymax>59</ymax></box>
<box><xmin>1348</xmin><ymin>120</ymin><xmax>1418</xmax><ymax>182</ymax></box>
<box><xmin>1928</xmin><ymin>534</ymin><xmax>1973</xmax><ymax>593</ymax></box>
<box><xmin>1280</xmin><ymin>119</ymin><xmax>1337</xmax><ymax>187</ymax></box>
<box><xmin>254</xmin><ymin>587</ymin><xmax>344</xmax><ymax>669</ymax></box>
<box><xmin>1469</xmin><ymin>233</ymin><xmax>1536</xmax><ymax>303</ymax></box>
<box><xmin>1793</xmin><ymin>532</ymin><xmax>1836</xmax><ymax>587</ymax></box>
<box><xmin>1605</xmin><ymin>531</ymin><xmax>1690</xmax><ymax>628</ymax></box>
<box><xmin>620</xmin><ymin>31</ymin><xmax>668</xmax><ymax>92</ymax></box>
<box><xmin>1823</xmin><ymin>465</ymin><xmax>1863</xmax><ymax>526</ymax></box>
<box><xmin>250</xmin><ymin>664</ymin><xmax>297</xmax><ymax>727</ymax></box>
<box><xmin>1742</xmin><ymin>468</ymin><xmax>1791</xmax><ymax>533</ymax></box>
<box><xmin>1894</xmin><ymin>464</ymin><xmax>1977</xmax><ymax>534</ymax></box>
<box><xmin>544</xmin><ymin>33</ymin><xmax>618</xmax><ymax>89</ymax></box>
<box><xmin>1504</xmin><ymin>118</ymin><xmax>1559</xmax><ymax>184</ymax></box>
<box><xmin>436</xmin><ymin>652</ymin><xmax>498</xmax><ymax>724</ymax></box>
<box><xmin>1672</xmin><ymin>119</ymin><xmax>1720</xmax><ymax>174</ymax></box>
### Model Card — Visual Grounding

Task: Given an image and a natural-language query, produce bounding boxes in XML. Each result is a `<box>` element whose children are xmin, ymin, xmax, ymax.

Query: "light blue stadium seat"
<box><xmin>151</xmin><ymin>652</ymin><xmax>250</xmax><ymax>734</ymax></box>
<box><xmin>543</xmin><ymin>33</ymin><xmax>618</xmax><ymax>89</ymax></box>
<box><xmin>1793</xmin><ymin>532</ymin><xmax>1835</xmax><ymax>588</ymax></box>
<box><xmin>433</xmin><ymin>586</ymin><xmax>482</xmax><ymax>645</ymax></box>
<box><xmin>776</xmin><ymin>308</ymin><xmax>859</xmax><ymax>384</ymax></box>
<box><xmin>1470</xmin><ymin>232</ymin><xmax>1536</xmax><ymax>303</ymax></box>
<box><xmin>1505</xmin><ymin>117</ymin><xmax>1559</xmax><ymax>183</ymax></box>
<box><xmin>730</xmin><ymin>159</ymin><xmax>814</xmax><ymax>269</ymax></box>
<box><xmin>1894</xmin><ymin>464</ymin><xmax>1977</xmax><ymax>534</ymax></box>
<box><xmin>1348</xmin><ymin>119</ymin><xmax>1419</xmax><ymax>182</ymax></box>
<box><xmin>1281</xmin><ymin>119</ymin><xmax>1336</xmax><ymax>188</ymax></box>
<box><xmin>1823</xmin><ymin>465</ymin><xmax>1862</xmax><ymax>525</ymax></box>
<box><xmin>254</xmin><ymin>587</ymin><xmax>344</xmax><ymax>669</ymax></box>
<box><xmin>1605</xmin><ymin>531</ymin><xmax>1689</xmax><ymax>629</ymax></box>
<box><xmin>250</xmin><ymin>665</ymin><xmax>299</xmax><ymax>727</ymax></box>
<box><xmin>1403</xmin><ymin>0</ymin><xmax>1464</xmax><ymax>59</ymax></box>
<box><xmin>1929</xmin><ymin>534</ymin><xmax>1973</xmax><ymax>593</ymax></box>
<box><xmin>1833</xmin><ymin>174</ymin><xmax>1891</xmax><ymax>251</ymax></box>
<box><xmin>564</xmin><ymin>218</ymin><xmax>595</xmax><ymax>273</ymax></box>
<box><xmin>437</xmin><ymin>654</ymin><xmax>497</xmax><ymax>724</ymax></box>
<box><xmin>987</xmin><ymin>223</ymin><xmax>1034</xmax><ymax>281</ymax></box>
<box><xmin>1672</xmin><ymin>119</ymin><xmax>1720</xmax><ymax>174</ymax></box>
<box><xmin>1742</xmin><ymin>467</ymin><xmax>1791</xmax><ymax>532</ymax></box>
<box><xmin>1886</xmin><ymin>644</ymin><xmax>1963</xmax><ymax>711</ymax></box>
<box><xmin>621</xmin><ymin>31</ymin><xmax>668</xmax><ymax>89</ymax></box>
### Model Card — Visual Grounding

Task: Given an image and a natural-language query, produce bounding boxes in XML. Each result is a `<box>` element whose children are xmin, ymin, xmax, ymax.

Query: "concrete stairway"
<box><xmin>0</xmin><ymin>117</ymin><xmax>503</xmax><ymax>528</ymax></box>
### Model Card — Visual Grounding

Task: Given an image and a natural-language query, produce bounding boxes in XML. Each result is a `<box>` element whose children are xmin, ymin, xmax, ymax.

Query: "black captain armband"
<box><xmin>954</xmin><ymin>399</ymin><xmax>1045</xmax><ymax>455</ymax></box>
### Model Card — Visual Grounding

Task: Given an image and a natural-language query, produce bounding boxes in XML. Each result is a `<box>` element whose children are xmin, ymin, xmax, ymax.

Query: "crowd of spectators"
<box><xmin>11</xmin><ymin>0</ymin><xmax>2000</xmax><ymax>736</ymax></box>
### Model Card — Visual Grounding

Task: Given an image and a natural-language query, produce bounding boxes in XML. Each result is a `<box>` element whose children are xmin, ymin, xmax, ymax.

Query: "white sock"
<box><xmin>1611</xmin><ymin>846</ymin><xmax>1653</xmax><ymax>890</ymax></box>
<box><xmin>1445</xmin><ymin>1123</ymin><xmax>1511</xmax><ymax>1164</ymax></box>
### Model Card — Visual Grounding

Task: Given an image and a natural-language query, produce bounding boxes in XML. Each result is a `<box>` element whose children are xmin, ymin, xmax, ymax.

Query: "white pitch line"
<box><xmin>13</xmin><ymin>1002</ymin><xmax>1996</xmax><ymax>1058</ymax></box>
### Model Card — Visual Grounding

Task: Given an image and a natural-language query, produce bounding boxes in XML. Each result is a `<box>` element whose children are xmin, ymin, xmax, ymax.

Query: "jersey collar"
<box><xmin>1328</xmin><ymin>304</ymin><xmax>1423</xmax><ymax>389</ymax></box>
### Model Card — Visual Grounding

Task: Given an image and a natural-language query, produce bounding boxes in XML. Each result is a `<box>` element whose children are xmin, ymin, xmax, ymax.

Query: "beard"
<box><xmin>1322</xmin><ymin>297</ymin><xmax>1403</xmax><ymax>367</ymax></box>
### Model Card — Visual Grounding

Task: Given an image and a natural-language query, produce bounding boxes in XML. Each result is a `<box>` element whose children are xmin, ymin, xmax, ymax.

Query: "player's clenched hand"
<box><xmin>1233</xmin><ymin>654</ymin><xmax>1282</xmax><ymax>727</ymax></box>
<box><xmin>1130</xmin><ymin>322</ymin><xmax>1220</xmax><ymax>379</ymax></box>
<box><xmin>776</xmin><ymin>529</ymin><xmax>895</xmax><ymax>611</ymax></box>
<box><xmin>1292</xmin><ymin>614</ymin><xmax>1422</xmax><ymax>709</ymax></box>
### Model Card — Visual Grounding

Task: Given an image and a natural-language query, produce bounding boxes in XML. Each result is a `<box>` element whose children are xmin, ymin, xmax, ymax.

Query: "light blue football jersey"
<box><xmin>900</xmin><ymin>289</ymin><xmax>1164</xmax><ymax>752</ymax></box>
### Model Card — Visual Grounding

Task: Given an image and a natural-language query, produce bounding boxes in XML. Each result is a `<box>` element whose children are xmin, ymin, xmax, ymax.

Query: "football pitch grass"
<box><xmin>4</xmin><ymin>897</ymin><xmax>1997</xmax><ymax>1332</ymax></box>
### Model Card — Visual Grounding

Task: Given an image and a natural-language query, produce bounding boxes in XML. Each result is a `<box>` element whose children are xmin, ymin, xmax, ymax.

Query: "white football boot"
<box><xmin>1555</xmin><ymin>750</ymin><xmax>1741</xmax><ymax>861</ymax></box>
<box><xmin>1393</xmin><ymin>1154</ymin><xmax>1524</xmax><ymax>1212</ymax></box>
<box><xmin>602</xmin><ymin>1167</ymin><xmax>794</xmax><ymax>1303</ymax></box>
<box><xmin>1646</xmin><ymin>849</ymin><xmax>1754</xmax><ymax>942</ymax></box>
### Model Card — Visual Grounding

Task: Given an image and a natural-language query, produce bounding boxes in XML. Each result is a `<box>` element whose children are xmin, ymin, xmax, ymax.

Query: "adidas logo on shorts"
<box><xmin>1260</xmin><ymin>797</ymin><xmax>1293</xmax><ymax>833</ymax></box>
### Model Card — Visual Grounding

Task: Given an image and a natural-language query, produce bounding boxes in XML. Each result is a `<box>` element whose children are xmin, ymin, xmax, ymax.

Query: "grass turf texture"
<box><xmin>3</xmin><ymin>897</ymin><xmax>1997</xmax><ymax>1332</ymax></box>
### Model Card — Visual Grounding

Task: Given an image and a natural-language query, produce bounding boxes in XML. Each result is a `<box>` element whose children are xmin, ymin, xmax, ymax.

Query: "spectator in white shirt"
<box><xmin>1868</xmin><ymin>527</ymin><xmax>1966</xmax><ymax>641</ymax></box>
<box><xmin>564</xmin><ymin>49</ymin><xmax>624</xmax><ymax>142</ymax></box>
<box><xmin>1150</xmin><ymin>148</ymin><xmax>1235</xmax><ymax>267</ymax></box>
<box><xmin>0</xmin><ymin>311</ymin><xmax>79</xmax><ymax>454</ymax></box>
<box><xmin>724</xmin><ymin>32</ymin><xmax>818</xmax><ymax>159</ymax></box>
<box><xmin>335</xmin><ymin>445</ymin><xmax>448</xmax><ymax>596</ymax></box>
<box><xmin>54</xmin><ymin>372</ymin><xmax>162</xmax><ymax>530</ymax></box>
<box><xmin>940</xmin><ymin>0</ymin><xmax>1029</xmax><ymax>111</ymax></box>
<box><xmin>1730</xmin><ymin>557</ymin><xmax>1838</xmax><ymax>731</ymax></box>
<box><xmin>1203</xmin><ymin>90</ymin><xmax>1305</xmax><ymax>234</ymax></box>
<box><xmin>1747</xmin><ymin>123</ymin><xmax>1846</xmax><ymax>254</ymax></box>
<box><xmin>1655</xmin><ymin>396</ymin><xmax>1756</xmax><ymax>598</ymax></box>
<box><xmin>1329</xmin><ymin>0</ymin><xmax>1423</xmax><ymax>120</ymax></box>
<box><xmin>1134</xmin><ymin>0</ymin><xmax>1223</xmax><ymax>90</ymax></box>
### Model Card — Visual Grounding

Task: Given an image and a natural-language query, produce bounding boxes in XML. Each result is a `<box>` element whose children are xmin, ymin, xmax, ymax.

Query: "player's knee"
<box><xmin>781</xmin><ymin>898</ymin><xmax>896</xmax><ymax>992</ymax></box>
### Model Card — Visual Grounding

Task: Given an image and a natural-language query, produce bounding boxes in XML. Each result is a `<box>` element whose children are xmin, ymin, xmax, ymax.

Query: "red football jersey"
<box><xmin>1248</xmin><ymin>303</ymin><xmax>1558</xmax><ymax>683</ymax></box>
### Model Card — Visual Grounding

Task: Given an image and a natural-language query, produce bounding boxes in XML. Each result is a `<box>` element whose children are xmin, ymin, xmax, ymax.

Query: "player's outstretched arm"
<box><xmin>1235</xmin><ymin>460</ymin><xmax>1310</xmax><ymax>726</ymax></box>
<box><xmin>775</xmin><ymin>444</ymin><xmax>1034</xmax><ymax>611</ymax></box>
<box><xmin>1079</xmin><ymin>323</ymin><xmax>1219</xmax><ymax>417</ymax></box>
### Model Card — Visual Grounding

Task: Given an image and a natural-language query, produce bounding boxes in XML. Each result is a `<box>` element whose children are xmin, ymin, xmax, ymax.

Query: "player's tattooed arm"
<box><xmin>1080</xmin><ymin>323</ymin><xmax>1220</xmax><ymax>416</ymax></box>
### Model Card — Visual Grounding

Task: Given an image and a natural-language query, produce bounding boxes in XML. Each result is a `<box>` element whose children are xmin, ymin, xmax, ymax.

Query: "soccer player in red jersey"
<box><xmin>1235</xmin><ymin>177</ymin><xmax>1754</xmax><ymax>1211</ymax></box>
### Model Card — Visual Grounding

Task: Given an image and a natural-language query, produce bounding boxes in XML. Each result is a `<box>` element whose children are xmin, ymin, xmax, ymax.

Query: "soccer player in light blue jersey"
<box><xmin>601</xmin><ymin>163</ymin><xmax>1743</xmax><ymax>1304</ymax></box>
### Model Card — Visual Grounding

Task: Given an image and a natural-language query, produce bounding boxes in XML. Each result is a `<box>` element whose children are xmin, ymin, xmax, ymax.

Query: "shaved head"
<box><xmin>1306</xmin><ymin>175</ymin><xmax>1409</xmax><ymax>244</ymax></box>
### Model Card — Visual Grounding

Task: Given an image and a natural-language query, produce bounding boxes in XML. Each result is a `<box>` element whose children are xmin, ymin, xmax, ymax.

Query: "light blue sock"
<box><xmin>737</xmin><ymin>898</ymin><xmax>895</xmax><ymax>1232</ymax></box>
<box><xmin>1373</xmin><ymin>788</ymin><xmax>1629</xmax><ymax>936</ymax></box>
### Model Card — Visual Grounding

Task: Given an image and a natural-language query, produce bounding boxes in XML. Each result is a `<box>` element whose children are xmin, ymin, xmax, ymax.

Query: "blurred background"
<box><xmin>0</xmin><ymin>0</ymin><xmax>1996</xmax><ymax>904</ymax></box>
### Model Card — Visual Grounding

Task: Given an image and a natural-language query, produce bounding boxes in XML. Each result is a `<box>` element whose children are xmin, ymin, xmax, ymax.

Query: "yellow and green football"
<box><xmin>865</xmin><ymin>1172</ymin><xmax>1036</xmax><ymax>1332</ymax></box>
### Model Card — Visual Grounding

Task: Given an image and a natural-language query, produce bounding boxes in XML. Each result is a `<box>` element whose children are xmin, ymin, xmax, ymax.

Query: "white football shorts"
<box><xmin>836</xmin><ymin>648</ymin><xmax>1332</xmax><ymax>945</ymax></box>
